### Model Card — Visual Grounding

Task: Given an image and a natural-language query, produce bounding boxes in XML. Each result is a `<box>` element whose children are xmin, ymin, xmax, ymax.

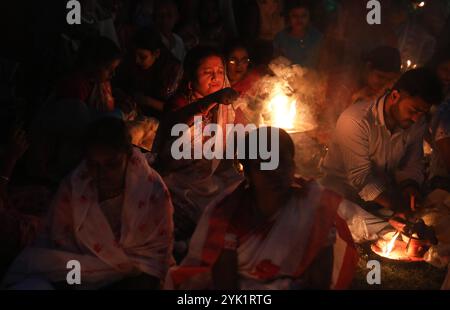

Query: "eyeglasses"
<box><xmin>228</xmin><ymin>58</ymin><xmax>251</xmax><ymax>66</ymax></box>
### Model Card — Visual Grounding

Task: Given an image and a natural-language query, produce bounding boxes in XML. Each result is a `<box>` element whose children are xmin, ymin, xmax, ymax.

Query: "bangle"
<box><xmin>0</xmin><ymin>176</ymin><xmax>10</xmax><ymax>183</ymax></box>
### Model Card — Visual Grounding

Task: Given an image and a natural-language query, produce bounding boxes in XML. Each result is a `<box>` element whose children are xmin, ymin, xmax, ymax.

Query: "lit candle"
<box><xmin>410</xmin><ymin>195</ymin><xmax>416</xmax><ymax>212</ymax></box>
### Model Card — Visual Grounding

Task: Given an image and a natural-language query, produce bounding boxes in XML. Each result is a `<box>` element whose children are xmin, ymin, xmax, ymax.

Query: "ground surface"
<box><xmin>350</xmin><ymin>243</ymin><xmax>447</xmax><ymax>290</ymax></box>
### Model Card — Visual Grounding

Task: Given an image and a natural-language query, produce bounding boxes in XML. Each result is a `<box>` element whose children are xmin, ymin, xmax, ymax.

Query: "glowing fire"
<box><xmin>371</xmin><ymin>231</ymin><xmax>425</xmax><ymax>261</ymax></box>
<box><xmin>267</xmin><ymin>93</ymin><xmax>297</xmax><ymax>130</ymax></box>
<box><xmin>261</xmin><ymin>85</ymin><xmax>298</xmax><ymax>131</ymax></box>
<box><xmin>382</xmin><ymin>231</ymin><xmax>400</xmax><ymax>256</ymax></box>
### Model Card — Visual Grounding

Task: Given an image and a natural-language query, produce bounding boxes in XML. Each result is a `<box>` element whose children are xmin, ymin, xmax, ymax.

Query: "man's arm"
<box><xmin>335</xmin><ymin>115</ymin><xmax>391</xmax><ymax>205</ymax></box>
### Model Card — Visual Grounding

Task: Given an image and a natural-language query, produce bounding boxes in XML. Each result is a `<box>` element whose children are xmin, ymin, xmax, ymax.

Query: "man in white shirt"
<box><xmin>321</xmin><ymin>68</ymin><xmax>444</xmax><ymax>215</ymax></box>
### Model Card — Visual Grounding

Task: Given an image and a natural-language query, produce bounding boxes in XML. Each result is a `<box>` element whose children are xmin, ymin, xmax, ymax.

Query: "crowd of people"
<box><xmin>0</xmin><ymin>0</ymin><xmax>449</xmax><ymax>289</ymax></box>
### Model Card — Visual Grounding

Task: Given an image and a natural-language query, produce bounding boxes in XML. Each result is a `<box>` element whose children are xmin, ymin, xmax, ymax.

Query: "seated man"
<box><xmin>321</xmin><ymin>68</ymin><xmax>444</xmax><ymax>217</ymax></box>
<box><xmin>165</xmin><ymin>127</ymin><xmax>357</xmax><ymax>290</ymax></box>
<box><xmin>351</xmin><ymin>46</ymin><xmax>401</xmax><ymax>105</ymax></box>
<box><xmin>3</xmin><ymin>118</ymin><xmax>174</xmax><ymax>290</ymax></box>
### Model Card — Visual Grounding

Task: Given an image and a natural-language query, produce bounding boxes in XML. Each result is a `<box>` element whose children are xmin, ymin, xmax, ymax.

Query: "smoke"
<box><xmin>233</xmin><ymin>56</ymin><xmax>327</xmax><ymax>133</ymax></box>
<box><xmin>232</xmin><ymin>57</ymin><xmax>329</xmax><ymax>178</ymax></box>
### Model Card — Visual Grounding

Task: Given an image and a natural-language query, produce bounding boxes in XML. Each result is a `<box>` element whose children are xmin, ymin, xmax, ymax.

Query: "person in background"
<box><xmin>256</xmin><ymin>0</ymin><xmax>285</xmax><ymax>42</ymax></box>
<box><xmin>197</xmin><ymin>0</ymin><xmax>228</xmax><ymax>48</ymax></box>
<box><xmin>225</xmin><ymin>40</ymin><xmax>265</xmax><ymax>95</ymax></box>
<box><xmin>3</xmin><ymin>117</ymin><xmax>174</xmax><ymax>290</ymax></box>
<box><xmin>428</xmin><ymin>47</ymin><xmax>450</xmax><ymax>192</ymax></box>
<box><xmin>165</xmin><ymin>127</ymin><xmax>357</xmax><ymax>290</ymax></box>
<box><xmin>55</xmin><ymin>36</ymin><xmax>122</xmax><ymax>113</ymax></box>
<box><xmin>153</xmin><ymin>0</ymin><xmax>186</xmax><ymax>62</ymax></box>
<box><xmin>351</xmin><ymin>46</ymin><xmax>402</xmax><ymax>105</ymax></box>
<box><xmin>273</xmin><ymin>0</ymin><xmax>322</xmax><ymax>68</ymax></box>
<box><xmin>134</xmin><ymin>0</ymin><xmax>155</xmax><ymax>28</ymax></box>
<box><xmin>27</xmin><ymin>36</ymin><xmax>122</xmax><ymax>184</ymax></box>
<box><xmin>115</xmin><ymin>27</ymin><xmax>181</xmax><ymax>119</ymax></box>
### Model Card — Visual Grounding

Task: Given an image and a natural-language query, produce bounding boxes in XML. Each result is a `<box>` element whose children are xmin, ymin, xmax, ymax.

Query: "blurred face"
<box><xmin>200</xmin><ymin>0</ymin><xmax>220</xmax><ymax>25</ymax></box>
<box><xmin>367</xmin><ymin>67</ymin><xmax>399</xmax><ymax>93</ymax></box>
<box><xmin>135</xmin><ymin>48</ymin><xmax>159</xmax><ymax>70</ymax></box>
<box><xmin>194</xmin><ymin>55</ymin><xmax>225</xmax><ymax>97</ymax></box>
<box><xmin>257</xmin><ymin>0</ymin><xmax>281</xmax><ymax>15</ymax></box>
<box><xmin>437</xmin><ymin>60</ymin><xmax>450</xmax><ymax>94</ymax></box>
<box><xmin>288</xmin><ymin>8</ymin><xmax>310</xmax><ymax>32</ymax></box>
<box><xmin>96</xmin><ymin>59</ymin><xmax>120</xmax><ymax>82</ymax></box>
<box><xmin>227</xmin><ymin>48</ymin><xmax>250</xmax><ymax>84</ymax></box>
<box><xmin>154</xmin><ymin>3</ymin><xmax>178</xmax><ymax>33</ymax></box>
<box><xmin>390</xmin><ymin>91</ymin><xmax>431</xmax><ymax>129</ymax></box>
<box><xmin>86</xmin><ymin>147</ymin><xmax>128</xmax><ymax>186</ymax></box>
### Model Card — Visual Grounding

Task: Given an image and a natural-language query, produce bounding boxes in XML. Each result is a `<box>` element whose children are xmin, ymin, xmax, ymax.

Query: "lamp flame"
<box><xmin>382</xmin><ymin>231</ymin><xmax>400</xmax><ymax>256</ymax></box>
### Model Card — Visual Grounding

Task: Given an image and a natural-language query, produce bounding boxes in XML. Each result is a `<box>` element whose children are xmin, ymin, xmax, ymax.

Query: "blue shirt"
<box><xmin>273</xmin><ymin>27</ymin><xmax>323</xmax><ymax>68</ymax></box>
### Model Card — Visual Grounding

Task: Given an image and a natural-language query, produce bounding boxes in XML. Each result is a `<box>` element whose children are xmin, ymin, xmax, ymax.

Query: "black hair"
<box><xmin>284</xmin><ymin>0</ymin><xmax>312</xmax><ymax>15</ymax></box>
<box><xmin>238</xmin><ymin>127</ymin><xmax>295</xmax><ymax>170</ymax></box>
<box><xmin>85</xmin><ymin>117</ymin><xmax>132</xmax><ymax>154</ymax></box>
<box><xmin>224</xmin><ymin>39</ymin><xmax>251</xmax><ymax>59</ymax></box>
<box><xmin>364</xmin><ymin>46</ymin><xmax>401</xmax><ymax>73</ymax></box>
<box><xmin>179</xmin><ymin>45</ymin><xmax>224</xmax><ymax>94</ymax></box>
<box><xmin>77</xmin><ymin>36</ymin><xmax>122</xmax><ymax>70</ymax></box>
<box><xmin>134</xmin><ymin>27</ymin><xmax>164</xmax><ymax>52</ymax></box>
<box><xmin>393</xmin><ymin>68</ymin><xmax>444</xmax><ymax>105</ymax></box>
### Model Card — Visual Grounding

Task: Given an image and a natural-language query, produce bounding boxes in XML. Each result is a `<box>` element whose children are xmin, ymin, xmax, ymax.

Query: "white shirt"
<box><xmin>321</xmin><ymin>95</ymin><xmax>425</xmax><ymax>202</ymax></box>
<box><xmin>161</xmin><ymin>33</ymin><xmax>186</xmax><ymax>62</ymax></box>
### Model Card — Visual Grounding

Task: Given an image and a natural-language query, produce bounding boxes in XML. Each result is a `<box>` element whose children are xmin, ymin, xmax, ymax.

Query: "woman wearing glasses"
<box><xmin>225</xmin><ymin>41</ymin><xmax>265</xmax><ymax>96</ymax></box>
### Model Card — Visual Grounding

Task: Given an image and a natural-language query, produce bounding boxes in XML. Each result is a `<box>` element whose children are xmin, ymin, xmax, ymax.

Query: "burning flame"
<box><xmin>382</xmin><ymin>231</ymin><xmax>400</xmax><ymax>256</ymax></box>
<box><xmin>262</xmin><ymin>85</ymin><xmax>297</xmax><ymax>131</ymax></box>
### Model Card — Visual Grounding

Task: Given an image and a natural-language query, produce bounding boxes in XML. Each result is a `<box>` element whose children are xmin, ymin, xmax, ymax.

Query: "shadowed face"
<box><xmin>135</xmin><ymin>48</ymin><xmax>159</xmax><ymax>70</ymax></box>
<box><xmin>154</xmin><ymin>2</ymin><xmax>178</xmax><ymax>33</ymax></box>
<box><xmin>227</xmin><ymin>47</ymin><xmax>250</xmax><ymax>84</ymax></box>
<box><xmin>288</xmin><ymin>8</ymin><xmax>310</xmax><ymax>33</ymax></box>
<box><xmin>96</xmin><ymin>59</ymin><xmax>121</xmax><ymax>82</ymax></box>
<box><xmin>367</xmin><ymin>67</ymin><xmax>399</xmax><ymax>93</ymax></box>
<box><xmin>257</xmin><ymin>0</ymin><xmax>281</xmax><ymax>15</ymax></box>
<box><xmin>390</xmin><ymin>91</ymin><xmax>431</xmax><ymax>129</ymax></box>
<box><xmin>86</xmin><ymin>146</ymin><xmax>128</xmax><ymax>186</ymax></box>
<box><xmin>194</xmin><ymin>55</ymin><xmax>225</xmax><ymax>97</ymax></box>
